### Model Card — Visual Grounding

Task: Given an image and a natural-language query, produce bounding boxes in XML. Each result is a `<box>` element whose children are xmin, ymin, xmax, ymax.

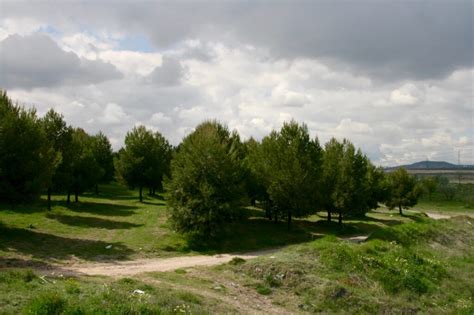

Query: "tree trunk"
<box><xmin>287</xmin><ymin>211</ymin><xmax>292</xmax><ymax>231</ymax></box>
<box><xmin>149</xmin><ymin>187</ymin><xmax>152</xmax><ymax>195</ymax></box>
<box><xmin>327</xmin><ymin>210</ymin><xmax>331</xmax><ymax>222</ymax></box>
<box><xmin>399</xmin><ymin>204</ymin><xmax>402</xmax><ymax>215</ymax></box>
<box><xmin>74</xmin><ymin>190</ymin><xmax>79</xmax><ymax>203</ymax></box>
<box><xmin>139</xmin><ymin>186</ymin><xmax>143</xmax><ymax>202</ymax></box>
<box><xmin>95</xmin><ymin>184</ymin><xmax>99</xmax><ymax>195</ymax></box>
<box><xmin>338</xmin><ymin>212</ymin><xmax>342</xmax><ymax>226</ymax></box>
<box><xmin>47</xmin><ymin>188</ymin><xmax>52</xmax><ymax>211</ymax></box>
<box><xmin>67</xmin><ymin>191</ymin><xmax>71</xmax><ymax>205</ymax></box>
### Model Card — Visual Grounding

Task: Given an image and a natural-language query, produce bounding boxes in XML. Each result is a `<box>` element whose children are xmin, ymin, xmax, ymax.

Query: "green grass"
<box><xmin>0</xmin><ymin>269</ymin><xmax>233</xmax><ymax>314</ymax></box>
<box><xmin>0</xmin><ymin>183</ymin><xmax>190</xmax><ymax>263</ymax></box>
<box><xmin>155</xmin><ymin>215</ymin><xmax>474</xmax><ymax>314</ymax></box>
<box><xmin>414</xmin><ymin>183</ymin><xmax>474</xmax><ymax>213</ymax></box>
<box><xmin>0</xmin><ymin>183</ymin><xmax>413</xmax><ymax>264</ymax></box>
<box><xmin>1</xmin><ymin>184</ymin><xmax>473</xmax><ymax>313</ymax></box>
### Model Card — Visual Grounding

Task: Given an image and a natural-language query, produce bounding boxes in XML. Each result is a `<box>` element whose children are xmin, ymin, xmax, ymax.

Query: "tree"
<box><xmin>115</xmin><ymin>126</ymin><xmax>171</xmax><ymax>202</ymax></box>
<box><xmin>385</xmin><ymin>168</ymin><xmax>422</xmax><ymax>215</ymax></box>
<box><xmin>322</xmin><ymin>138</ymin><xmax>382</xmax><ymax>225</ymax></box>
<box><xmin>41</xmin><ymin>109</ymin><xmax>75</xmax><ymax>209</ymax></box>
<box><xmin>420</xmin><ymin>176</ymin><xmax>439</xmax><ymax>201</ymax></box>
<box><xmin>437</xmin><ymin>176</ymin><xmax>456</xmax><ymax>201</ymax></box>
<box><xmin>321</xmin><ymin>138</ymin><xmax>344</xmax><ymax>223</ymax></box>
<box><xmin>0</xmin><ymin>91</ymin><xmax>59</xmax><ymax>203</ymax></box>
<box><xmin>166</xmin><ymin>121</ymin><xmax>246</xmax><ymax>240</ymax></box>
<box><xmin>91</xmin><ymin>132</ymin><xmax>114</xmax><ymax>194</ymax></box>
<box><xmin>242</xmin><ymin>138</ymin><xmax>269</xmax><ymax>209</ymax></box>
<box><xmin>145</xmin><ymin>131</ymin><xmax>172</xmax><ymax>194</ymax></box>
<box><xmin>69</xmin><ymin>128</ymin><xmax>103</xmax><ymax>202</ymax></box>
<box><xmin>259</xmin><ymin>121</ymin><xmax>323</xmax><ymax>229</ymax></box>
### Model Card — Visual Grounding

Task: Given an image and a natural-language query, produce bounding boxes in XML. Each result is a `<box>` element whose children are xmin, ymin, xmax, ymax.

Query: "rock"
<box><xmin>132</xmin><ymin>289</ymin><xmax>145</xmax><ymax>295</ymax></box>
<box><xmin>105</xmin><ymin>245</ymin><xmax>112</xmax><ymax>249</ymax></box>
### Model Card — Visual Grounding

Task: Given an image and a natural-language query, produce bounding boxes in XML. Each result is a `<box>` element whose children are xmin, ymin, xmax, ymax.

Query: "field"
<box><xmin>1</xmin><ymin>183</ymin><xmax>473</xmax><ymax>314</ymax></box>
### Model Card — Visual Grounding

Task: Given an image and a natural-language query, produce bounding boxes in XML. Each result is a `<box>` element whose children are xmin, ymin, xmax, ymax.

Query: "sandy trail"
<box><xmin>57</xmin><ymin>248</ymin><xmax>278</xmax><ymax>277</ymax></box>
<box><xmin>425</xmin><ymin>212</ymin><xmax>453</xmax><ymax>220</ymax></box>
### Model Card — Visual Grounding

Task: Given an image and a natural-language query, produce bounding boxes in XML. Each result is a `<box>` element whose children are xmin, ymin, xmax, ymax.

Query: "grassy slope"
<box><xmin>149</xmin><ymin>215</ymin><xmax>474</xmax><ymax>314</ymax></box>
<box><xmin>0</xmin><ymin>269</ymin><xmax>234</xmax><ymax>314</ymax></box>
<box><xmin>0</xmin><ymin>183</ymin><xmax>190</xmax><ymax>263</ymax></box>
<box><xmin>1</xmin><ymin>182</ymin><xmax>412</xmax><ymax>264</ymax></box>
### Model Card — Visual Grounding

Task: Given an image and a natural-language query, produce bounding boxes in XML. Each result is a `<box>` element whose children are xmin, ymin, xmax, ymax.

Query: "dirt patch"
<box><xmin>425</xmin><ymin>212</ymin><xmax>453</xmax><ymax>220</ymax></box>
<box><xmin>39</xmin><ymin>248</ymin><xmax>280</xmax><ymax>277</ymax></box>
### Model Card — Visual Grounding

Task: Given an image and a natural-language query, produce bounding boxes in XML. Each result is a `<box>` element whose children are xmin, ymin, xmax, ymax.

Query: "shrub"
<box><xmin>24</xmin><ymin>292</ymin><xmax>66</xmax><ymax>315</ymax></box>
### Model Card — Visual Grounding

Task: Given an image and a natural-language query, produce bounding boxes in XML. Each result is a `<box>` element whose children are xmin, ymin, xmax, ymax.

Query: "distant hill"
<box><xmin>386</xmin><ymin>160</ymin><xmax>474</xmax><ymax>171</ymax></box>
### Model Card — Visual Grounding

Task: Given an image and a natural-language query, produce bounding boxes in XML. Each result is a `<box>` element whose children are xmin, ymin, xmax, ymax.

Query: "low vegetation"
<box><xmin>151</xmin><ymin>215</ymin><xmax>474</xmax><ymax>314</ymax></box>
<box><xmin>0</xmin><ymin>268</ymin><xmax>232</xmax><ymax>314</ymax></box>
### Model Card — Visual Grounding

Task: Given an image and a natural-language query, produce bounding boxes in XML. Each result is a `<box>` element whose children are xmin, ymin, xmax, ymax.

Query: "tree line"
<box><xmin>1</xmin><ymin>91</ymin><xmax>424</xmax><ymax>240</ymax></box>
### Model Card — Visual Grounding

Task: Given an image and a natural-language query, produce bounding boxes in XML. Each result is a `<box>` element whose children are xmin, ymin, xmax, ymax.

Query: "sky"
<box><xmin>0</xmin><ymin>0</ymin><xmax>472</xmax><ymax>166</ymax></box>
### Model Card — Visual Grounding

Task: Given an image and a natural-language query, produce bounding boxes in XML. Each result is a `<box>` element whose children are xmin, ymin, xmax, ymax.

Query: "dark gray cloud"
<box><xmin>147</xmin><ymin>56</ymin><xmax>185</xmax><ymax>86</ymax></box>
<box><xmin>0</xmin><ymin>34</ymin><xmax>122</xmax><ymax>89</ymax></box>
<box><xmin>3</xmin><ymin>1</ymin><xmax>470</xmax><ymax>81</ymax></box>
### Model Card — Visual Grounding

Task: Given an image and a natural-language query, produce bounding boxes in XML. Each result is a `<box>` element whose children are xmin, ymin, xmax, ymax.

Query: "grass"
<box><xmin>0</xmin><ymin>182</ymin><xmax>413</xmax><ymax>264</ymax></box>
<box><xmin>148</xmin><ymin>215</ymin><xmax>474</xmax><ymax>314</ymax></box>
<box><xmin>414</xmin><ymin>183</ymin><xmax>474</xmax><ymax>213</ymax></box>
<box><xmin>0</xmin><ymin>269</ymin><xmax>233</xmax><ymax>314</ymax></box>
<box><xmin>0</xmin><ymin>183</ymin><xmax>191</xmax><ymax>263</ymax></box>
<box><xmin>1</xmin><ymin>183</ymin><xmax>473</xmax><ymax>313</ymax></box>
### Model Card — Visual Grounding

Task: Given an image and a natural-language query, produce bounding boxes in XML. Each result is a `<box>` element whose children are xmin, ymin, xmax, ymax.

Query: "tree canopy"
<box><xmin>115</xmin><ymin>125</ymin><xmax>172</xmax><ymax>202</ymax></box>
<box><xmin>0</xmin><ymin>91</ymin><xmax>59</xmax><ymax>202</ymax></box>
<box><xmin>166</xmin><ymin>121</ymin><xmax>246</xmax><ymax>240</ymax></box>
<box><xmin>384</xmin><ymin>168</ymin><xmax>422</xmax><ymax>215</ymax></box>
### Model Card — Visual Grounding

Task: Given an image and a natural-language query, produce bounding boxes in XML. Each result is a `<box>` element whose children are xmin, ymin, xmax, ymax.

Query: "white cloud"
<box><xmin>336</xmin><ymin>118</ymin><xmax>373</xmax><ymax>135</ymax></box>
<box><xmin>1</xmin><ymin>11</ymin><xmax>471</xmax><ymax>166</ymax></box>
<box><xmin>99</xmin><ymin>103</ymin><xmax>130</xmax><ymax>125</ymax></box>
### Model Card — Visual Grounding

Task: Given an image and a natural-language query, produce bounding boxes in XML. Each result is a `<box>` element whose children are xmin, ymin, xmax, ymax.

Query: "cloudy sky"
<box><xmin>0</xmin><ymin>0</ymin><xmax>472</xmax><ymax>166</ymax></box>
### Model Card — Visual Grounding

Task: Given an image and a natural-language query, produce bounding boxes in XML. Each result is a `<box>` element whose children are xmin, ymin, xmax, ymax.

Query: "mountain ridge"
<box><xmin>385</xmin><ymin>160</ymin><xmax>474</xmax><ymax>170</ymax></box>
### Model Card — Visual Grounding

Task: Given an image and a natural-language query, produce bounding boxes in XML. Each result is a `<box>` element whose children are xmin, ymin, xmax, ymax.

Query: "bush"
<box><xmin>24</xmin><ymin>292</ymin><xmax>66</xmax><ymax>315</ymax></box>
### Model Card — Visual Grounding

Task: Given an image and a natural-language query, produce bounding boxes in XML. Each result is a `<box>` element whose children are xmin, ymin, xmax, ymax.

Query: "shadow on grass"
<box><xmin>187</xmin><ymin>209</ymin><xmax>416</xmax><ymax>253</ymax></box>
<box><xmin>0</xmin><ymin>257</ymin><xmax>53</xmax><ymax>269</ymax></box>
<box><xmin>0</xmin><ymin>201</ymin><xmax>48</xmax><ymax>214</ymax></box>
<box><xmin>60</xmin><ymin>200</ymin><xmax>138</xmax><ymax>217</ymax></box>
<box><xmin>45</xmin><ymin>213</ymin><xmax>143</xmax><ymax>230</ymax></box>
<box><xmin>0</xmin><ymin>222</ymin><xmax>135</xmax><ymax>261</ymax></box>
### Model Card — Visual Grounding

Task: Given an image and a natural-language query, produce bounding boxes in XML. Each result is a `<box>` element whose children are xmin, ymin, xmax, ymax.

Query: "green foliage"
<box><xmin>318</xmin><ymin>238</ymin><xmax>446</xmax><ymax>294</ymax></box>
<box><xmin>0</xmin><ymin>91</ymin><xmax>59</xmax><ymax>202</ymax></box>
<box><xmin>420</xmin><ymin>176</ymin><xmax>439</xmax><ymax>200</ymax></box>
<box><xmin>40</xmin><ymin>109</ymin><xmax>75</xmax><ymax>195</ymax></box>
<box><xmin>322</xmin><ymin>138</ymin><xmax>383</xmax><ymax>223</ymax></box>
<box><xmin>385</xmin><ymin>168</ymin><xmax>422</xmax><ymax>214</ymax></box>
<box><xmin>256</xmin><ymin>284</ymin><xmax>272</xmax><ymax>295</ymax></box>
<box><xmin>242</xmin><ymin>138</ymin><xmax>269</xmax><ymax>207</ymax></box>
<box><xmin>166</xmin><ymin>121</ymin><xmax>246</xmax><ymax>240</ymax></box>
<box><xmin>437</xmin><ymin>176</ymin><xmax>456</xmax><ymax>201</ymax></box>
<box><xmin>69</xmin><ymin>128</ymin><xmax>103</xmax><ymax>199</ymax></box>
<box><xmin>258</xmin><ymin>121</ymin><xmax>323</xmax><ymax>227</ymax></box>
<box><xmin>24</xmin><ymin>292</ymin><xmax>66</xmax><ymax>315</ymax></box>
<box><xmin>115</xmin><ymin>126</ymin><xmax>172</xmax><ymax>201</ymax></box>
<box><xmin>91</xmin><ymin>131</ymin><xmax>114</xmax><ymax>184</ymax></box>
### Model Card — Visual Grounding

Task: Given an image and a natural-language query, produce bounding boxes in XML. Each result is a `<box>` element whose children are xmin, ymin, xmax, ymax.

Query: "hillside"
<box><xmin>386</xmin><ymin>160</ymin><xmax>474</xmax><ymax>171</ymax></box>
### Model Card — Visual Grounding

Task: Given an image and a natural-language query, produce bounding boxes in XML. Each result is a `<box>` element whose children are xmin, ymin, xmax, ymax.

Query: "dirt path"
<box><xmin>424</xmin><ymin>211</ymin><xmax>474</xmax><ymax>220</ymax></box>
<box><xmin>425</xmin><ymin>212</ymin><xmax>453</xmax><ymax>220</ymax></box>
<box><xmin>56</xmin><ymin>248</ymin><xmax>279</xmax><ymax>277</ymax></box>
